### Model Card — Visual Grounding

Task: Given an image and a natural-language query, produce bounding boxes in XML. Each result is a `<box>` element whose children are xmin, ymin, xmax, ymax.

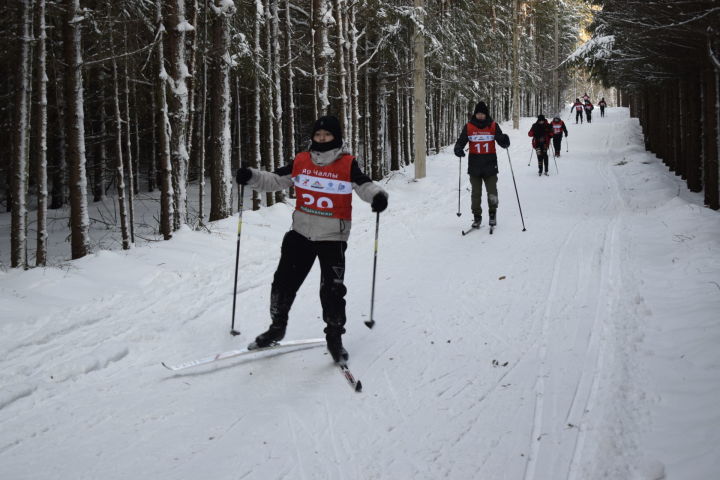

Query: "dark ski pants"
<box><xmin>600</xmin><ymin>106</ymin><xmax>605</xmax><ymax>117</ymax></box>
<box><xmin>469</xmin><ymin>174</ymin><xmax>498</xmax><ymax>218</ymax></box>
<box><xmin>585</xmin><ymin>111</ymin><xmax>592</xmax><ymax>123</ymax></box>
<box><xmin>536</xmin><ymin>146</ymin><xmax>549</xmax><ymax>173</ymax></box>
<box><xmin>575</xmin><ymin>110</ymin><xmax>583</xmax><ymax>123</ymax></box>
<box><xmin>269</xmin><ymin>230</ymin><xmax>348</xmax><ymax>336</ymax></box>
<box><xmin>552</xmin><ymin>134</ymin><xmax>563</xmax><ymax>155</ymax></box>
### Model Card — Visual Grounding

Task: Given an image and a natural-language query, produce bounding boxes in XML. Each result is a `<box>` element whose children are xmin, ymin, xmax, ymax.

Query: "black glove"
<box><xmin>497</xmin><ymin>134</ymin><xmax>511</xmax><ymax>149</ymax></box>
<box><xmin>454</xmin><ymin>148</ymin><xmax>465</xmax><ymax>158</ymax></box>
<box><xmin>236</xmin><ymin>167</ymin><xmax>252</xmax><ymax>185</ymax></box>
<box><xmin>371</xmin><ymin>193</ymin><xmax>388</xmax><ymax>213</ymax></box>
<box><xmin>564</xmin><ymin>132</ymin><xmax>568</xmax><ymax>137</ymax></box>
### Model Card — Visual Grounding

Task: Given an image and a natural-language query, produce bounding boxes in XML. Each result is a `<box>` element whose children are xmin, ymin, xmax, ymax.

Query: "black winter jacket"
<box><xmin>454</xmin><ymin>117</ymin><xmax>510</xmax><ymax>178</ymax></box>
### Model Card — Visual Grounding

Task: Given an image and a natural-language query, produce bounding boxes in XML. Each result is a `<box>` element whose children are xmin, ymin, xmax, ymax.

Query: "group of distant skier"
<box><xmin>229</xmin><ymin>92</ymin><xmax>608</xmax><ymax>365</ymax></box>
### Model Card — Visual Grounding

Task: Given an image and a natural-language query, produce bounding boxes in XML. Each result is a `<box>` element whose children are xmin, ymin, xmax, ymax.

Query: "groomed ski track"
<box><xmin>1</xmin><ymin>108</ymin><xmax>719</xmax><ymax>479</ymax></box>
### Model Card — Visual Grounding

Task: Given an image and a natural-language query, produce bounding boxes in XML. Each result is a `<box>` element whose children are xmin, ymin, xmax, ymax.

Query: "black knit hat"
<box><xmin>312</xmin><ymin>115</ymin><xmax>342</xmax><ymax>143</ymax></box>
<box><xmin>537</xmin><ymin>114</ymin><xmax>546</xmax><ymax>122</ymax></box>
<box><xmin>473</xmin><ymin>102</ymin><xmax>490</xmax><ymax>116</ymax></box>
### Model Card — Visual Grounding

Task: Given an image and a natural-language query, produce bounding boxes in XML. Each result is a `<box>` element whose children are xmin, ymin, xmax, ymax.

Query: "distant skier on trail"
<box><xmin>529</xmin><ymin>115</ymin><xmax>553</xmax><ymax>176</ymax></box>
<box><xmin>453</xmin><ymin>101</ymin><xmax>511</xmax><ymax>229</ymax></box>
<box><xmin>235</xmin><ymin>115</ymin><xmax>389</xmax><ymax>363</ymax></box>
<box><xmin>551</xmin><ymin>116</ymin><xmax>568</xmax><ymax>157</ymax></box>
<box><xmin>598</xmin><ymin>97</ymin><xmax>607</xmax><ymax>117</ymax></box>
<box><xmin>571</xmin><ymin>98</ymin><xmax>584</xmax><ymax>124</ymax></box>
<box><xmin>584</xmin><ymin>99</ymin><xmax>594</xmax><ymax>123</ymax></box>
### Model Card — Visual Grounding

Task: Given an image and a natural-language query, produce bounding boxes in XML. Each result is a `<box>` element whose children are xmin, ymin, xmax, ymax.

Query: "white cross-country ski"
<box><xmin>461</xmin><ymin>225</ymin><xmax>481</xmax><ymax>236</ymax></box>
<box><xmin>161</xmin><ymin>338</ymin><xmax>325</xmax><ymax>371</ymax></box>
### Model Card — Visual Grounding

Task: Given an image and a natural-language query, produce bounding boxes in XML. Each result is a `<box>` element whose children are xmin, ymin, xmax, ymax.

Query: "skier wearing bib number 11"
<box><xmin>235</xmin><ymin>115</ymin><xmax>389</xmax><ymax>363</ymax></box>
<box><xmin>453</xmin><ymin>101</ymin><xmax>511</xmax><ymax>229</ymax></box>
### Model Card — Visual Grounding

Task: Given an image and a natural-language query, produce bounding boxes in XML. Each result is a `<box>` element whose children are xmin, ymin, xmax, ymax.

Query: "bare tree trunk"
<box><xmin>156</xmin><ymin>0</ymin><xmax>174</xmax><ymax>240</ymax></box>
<box><xmin>111</xmin><ymin>32</ymin><xmax>131</xmax><ymax>250</ymax></box>
<box><xmin>263</xmin><ymin>0</ymin><xmax>275</xmax><ymax>207</ymax></box>
<box><xmin>311</xmin><ymin>0</ymin><xmax>319</xmax><ymax>119</ymax></box>
<box><xmin>412</xmin><ymin>0</ymin><xmax>426</xmax><ymax>178</ymax></box>
<box><xmin>285</xmin><ymin>0</ymin><xmax>296</xmax><ymax>156</ymax></box>
<box><xmin>349</xmin><ymin>2</ymin><xmax>360</xmax><ymax>155</ymax></box>
<box><xmin>253</xmin><ymin>0</ymin><xmax>263</xmax><ymax>210</ymax></box>
<box><xmin>63</xmin><ymin>0</ymin><xmax>90</xmax><ymax>259</ymax></box>
<box><xmin>208</xmin><ymin>0</ymin><xmax>234</xmax><ymax>221</ymax></box>
<box><xmin>511</xmin><ymin>0</ymin><xmax>521</xmax><ymax>129</ymax></box>
<box><xmin>123</xmin><ymin>32</ymin><xmax>136</xmax><ymax>242</ymax></box>
<box><xmin>11</xmin><ymin>0</ymin><xmax>31</xmax><ymax>268</ymax></box>
<box><xmin>317</xmin><ymin>0</ymin><xmax>330</xmax><ymax>115</ymax></box>
<box><xmin>271</xmin><ymin>0</ymin><xmax>284</xmax><ymax>203</ymax></box>
<box><xmin>335</xmin><ymin>0</ymin><xmax>348</xmax><ymax>132</ymax></box>
<box><xmin>167</xmin><ymin>0</ymin><xmax>190</xmax><ymax>228</ymax></box>
<box><xmin>35</xmin><ymin>0</ymin><xmax>49</xmax><ymax>266</ymax></box>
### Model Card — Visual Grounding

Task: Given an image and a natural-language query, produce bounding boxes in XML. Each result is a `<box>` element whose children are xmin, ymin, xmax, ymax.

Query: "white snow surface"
<box><xmin>1</xmin><ymin>108</ymin><xmax>719</xmax><ymax>479</ymax></box>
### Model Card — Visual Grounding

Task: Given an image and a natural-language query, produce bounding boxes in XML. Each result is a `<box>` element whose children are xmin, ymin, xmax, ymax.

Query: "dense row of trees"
<box><xmin>575</xmin><ymin>0</ymin><xmax>720</xmax><ymax>209</ymax></box>
<box><xmin>1</xmin><ymin>0</ymin><xmax>590</xmax><ymax>268</ymax></box>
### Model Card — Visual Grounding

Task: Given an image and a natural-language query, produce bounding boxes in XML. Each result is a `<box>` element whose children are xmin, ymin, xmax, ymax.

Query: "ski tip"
<box><xmin>355</xmin><ymin>380</ymin><xmax>363</xmax><ymax>392</ymax></box>
<box><xmin>161</xmin><ymin>362</ymin><xmax>174</xmax><ymax>371</ymax></box>
<box><xmin>364</xmin><ymin>320</ymin><xmax>375</xmax><ymax>329</ymax></box>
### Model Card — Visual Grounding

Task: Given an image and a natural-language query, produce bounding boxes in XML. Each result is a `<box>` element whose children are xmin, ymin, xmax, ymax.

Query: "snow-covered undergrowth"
<box><xmin>1</xmin><ymin>108</ymin><xmax>718</xmax><ymax>479</ymax></box>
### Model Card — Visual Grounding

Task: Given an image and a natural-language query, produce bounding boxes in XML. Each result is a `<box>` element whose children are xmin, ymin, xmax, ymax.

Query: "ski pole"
<box><xmin>505</xmin><ymin>149</ymin><xmax>527</xmax><ymax>232</ymax></box>
<box><xmin>230</xmin><ymin>185</ymin><xmax>245</xmax><ymax>336</ymax></box>
<box><xmin>456</xmin><ymin>155</ymin><xmax>462</xmax><ymax>217</ymax></box>
<box><xmin>528</xmin><ymin>147</ymin><xmax>534</xmax><ymax>167</ymax></box>
<box><xmin>566</xmin><ymin>136</ymin><xmax>569</xmax><ymax>153</ymax></box>
<box><xmin>553</xmin><ymin>148</ymin><xmax>559</xmax><ymax>174</ymax></box>
<box><xmin>366</xmin><ymin>212</ymin><xmax>380</xmax><ymax>329</ymax></box>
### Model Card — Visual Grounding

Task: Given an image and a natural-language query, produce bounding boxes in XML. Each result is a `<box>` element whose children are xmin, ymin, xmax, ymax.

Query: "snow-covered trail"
<box><xmin>1</xmin><ymin>108</ymin><xmax>719</xmax><ymax>480</ymax></box>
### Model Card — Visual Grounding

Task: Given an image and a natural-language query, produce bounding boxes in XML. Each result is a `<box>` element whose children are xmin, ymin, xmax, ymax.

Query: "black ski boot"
<box><xmin>326</xmin><ymin>333</ymin><xmax>348</xmax><ymax>363</ymax></box>
<box><xmin>248</xmin><ymin>324</ymin><xmax>286</xmax><ymax>349</ymax></box>
<box><xmin>489</xmin><ymin>212</ymin><xmax>497</xmax><ymax>227</ymax></box>
<box><xmin>471</xmin><ymin>215</ymin><xmax>482</xmax><ymax>229</ymax></box>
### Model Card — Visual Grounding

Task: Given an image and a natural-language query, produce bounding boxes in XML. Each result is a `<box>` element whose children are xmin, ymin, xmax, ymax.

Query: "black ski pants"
<box><xmin>585</xmin><ymin>110</ymin><xmax>592</xmax><ymax>123</ymax></box>
<box><xmin>536</xmin><ymin>145</ymin><xmax>549</xmax><ymax>173</ymax></box>
<box><xmin>575</xmin><ymin>110</ymin><xmax>583</xmax><ymax>123</ymax></box>
<box><xmin>552</xmin><ymin>134</ymin><xmax>563</xmax><ymax>155</ymax></box>
<box><xmin>600</xmin><ymin>106</ymin><xmax>605</xmax><ymax>117</ymax></box>
<box><xmin>270</xmin><ymin>230</ymin><xmax>348</xmax><ymax>335</ymax></box>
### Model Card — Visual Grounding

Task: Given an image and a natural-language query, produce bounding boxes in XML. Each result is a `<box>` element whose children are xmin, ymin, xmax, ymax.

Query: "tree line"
<box><xmin>1</xmin><ymin>0</ymin><xmax>590</xmax><ymax>268</ymax></box>
<box><xmin>575</xmin><ymin>0</ymin><xmax>720</xmax><ymax>209</ymax></box>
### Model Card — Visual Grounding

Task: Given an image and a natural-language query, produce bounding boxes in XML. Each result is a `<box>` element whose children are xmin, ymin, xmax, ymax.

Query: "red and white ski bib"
<box><xmin>552</xmin><ymin>121</ymin><xmax>564</xmax><ymax>134</ymax></box>
<box><xmin>292</xmin><ymin>152</ymin><xmax>354</xmax><ymax>220</ymax></box>
<box><xmin>467</xmin><ymin>121</ymin><xmax>497</xmax><ymax>155</ymax></box>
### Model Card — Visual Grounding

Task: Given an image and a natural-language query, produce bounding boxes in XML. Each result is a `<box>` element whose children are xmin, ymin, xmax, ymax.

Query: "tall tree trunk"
<box><xmin>252</xmin><ymin>0</ymin><xmax>263</xmax><ymax>210</ymax></box>
<box><xmin>349</xmin><ymin>2</ymin><xmax>360</xmax><ymax>155</ymax></box>
<box><xmin>156</xmin><ymin>0</ymin><xmax>174</xmax><ymax>240</ymax></box>
<box><xmin>285</xmin><ymin>0</ymin><xmax>296</xmax><ymax>157</ymax></box>
<box><xmin>317</xmin><ymin>0</ymin><xmax>330</xmax><ymax>115</ymax></box>
<box><xmin>11</xmin><ymin>0</ymin><xmax>31</xmax><ymax>268</ymax></box>
<box><xmin>271</xmin><ymin>0</ymin><xmax>284</xmax><ymax>203</ymax></box>
<box><xmin>63</xmin><ymin>0</ymin><xmax>90</xmax><ymax>259</ymax></box>
<box><xmin>123</xmin><ymin>34</ymin><xmax>136</xmax><ymax>242</ymax></box>
<box><xmin>511</xmin><ymin>0</ymin><xmax>521</xmax><ymax>129</ymax></box>
<box><xmin>49</xmin><ymin>42</ymin><xmax>67</xmax><ymax>210</ymax></box>
<box><xmin>167</xmin><ymin>0</ymin><xmax>190</xmax><ymax>228</ymax></box>
<box><xmin>412</xmin><ymin>0</ymin><xmax>426</xmax><ymax>178</ymax></box>
<box><xmin>208</xmin><ymin>0</ymin><xmax>234</xmax><ymax>221</ymax></box>
<box><xmin>111</xmin><ymin>32</ymin><xmax>132</xmax><ymax>250</ymax></box>
<box><xmin>335</xmin><ymin>0</ymin><xmax>348</xmax><ymax>132</ymax></box>
<box><xmin>35</xmin><ymin>0</ymin><xmax>49</xmax><ymax>266</ymax></box>
<box><xmin>263</xmin><ymin>0</ymin><xmax>275</xmax><ymax>207</ymax></box>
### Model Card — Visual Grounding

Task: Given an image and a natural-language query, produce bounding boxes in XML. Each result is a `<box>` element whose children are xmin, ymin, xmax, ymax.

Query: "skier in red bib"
<box><xmin>571</xmin><ymin>98</ymin><xmax>584</xmax><ymax>124</ymax></box>
<box><xmin>235</xmin><ymin>116</ymin><xmax>388</xmax><ymax>363</ymax></box>
<box><xmin>598</xmin><ymin>97</ymin><xmax>607</xmax><ymax>117</ymax></box>
<box><xmin>453</xmin><ymin>101</ymin><xmax>511</xmax><ymax>229</ymax></box>
<box><xmin>550</xmin><ymin>116</ymin><xmax>568</xmax><ymax>157</ymax></box>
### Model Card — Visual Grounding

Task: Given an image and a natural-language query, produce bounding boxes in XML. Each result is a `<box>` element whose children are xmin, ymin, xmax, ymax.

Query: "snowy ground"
<box><xmin>1</xmin><ymin>108</ymin><xmax>719</xmax><ymax>480</ymax></box>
